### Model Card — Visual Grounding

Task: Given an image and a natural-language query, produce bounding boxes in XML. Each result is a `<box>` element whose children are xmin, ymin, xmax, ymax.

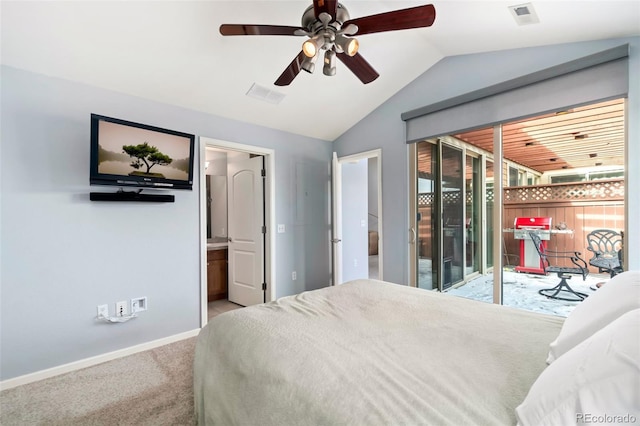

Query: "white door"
<box><xmin>228</xmin><ymin>156</ymin><xmax>264</xmax><ymax>306</ymax></box>
<box><xmin>331</xmin><ymin>152</ymin><xmax>343</xmax><ymax>285</ymax></box>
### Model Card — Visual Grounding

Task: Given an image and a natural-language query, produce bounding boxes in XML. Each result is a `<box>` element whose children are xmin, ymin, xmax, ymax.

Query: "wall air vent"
<box><xmin>509</xmin><ymin>3</ymin><xmax>540</xmax><ymax>25</ymax></box>
<box><xmin>246</xmin><ymin>83</ymin><xmax>285</xmax><ymax>105</ymax></box>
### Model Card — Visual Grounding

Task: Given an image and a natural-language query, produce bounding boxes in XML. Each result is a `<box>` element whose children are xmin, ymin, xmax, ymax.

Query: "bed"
<box><xmin>194</xmin><ymin>276</ymin><xmax>640</xmax><ymax>425</ymax></box>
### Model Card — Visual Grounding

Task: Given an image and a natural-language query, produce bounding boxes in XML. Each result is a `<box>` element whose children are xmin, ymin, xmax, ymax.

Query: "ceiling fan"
<box><xmin>219</xmin><ymin>1</ymin><xmax>436</xmax><ymax>86</ymax></box>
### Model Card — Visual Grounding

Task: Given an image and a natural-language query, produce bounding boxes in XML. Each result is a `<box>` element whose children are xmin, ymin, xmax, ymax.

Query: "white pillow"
<box><xmin>547</xmin><ymin>270</ymin><xmax>640</xmax><ymax>363</ymax></box>
<box><xmin>516</xmin><ymin>309</ymin><xmax>640</xmax><ymax>426</ymax></box>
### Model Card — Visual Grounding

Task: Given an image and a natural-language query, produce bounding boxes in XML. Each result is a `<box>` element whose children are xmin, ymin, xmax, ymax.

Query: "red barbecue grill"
<box><xmin>514</xmin><ymin>217</ymin><xmax>552</xmax><ymax>274</ymax></box>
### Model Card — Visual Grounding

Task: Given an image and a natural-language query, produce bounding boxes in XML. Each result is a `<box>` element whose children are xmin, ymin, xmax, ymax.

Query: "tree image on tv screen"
<box><xmin>122</xmin><ymin>142</ymin><xmax>173</xmax><ymax>178</ymax></box>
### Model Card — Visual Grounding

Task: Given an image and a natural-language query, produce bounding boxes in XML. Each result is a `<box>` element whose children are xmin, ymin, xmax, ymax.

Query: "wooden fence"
<box><xmin>418</xmin><ymin>179</ymin><xmax>624</xmax><ymax>273</ymax></box>
<box><xmin>503</xmin><ymin>179</ymin><xmax>624</xmax><ymax>272</ymax></box>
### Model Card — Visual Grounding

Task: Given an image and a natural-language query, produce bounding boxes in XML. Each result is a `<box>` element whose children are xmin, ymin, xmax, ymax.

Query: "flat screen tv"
<box><xmin>90</xmin><ymin>114</ymin><xmax>195</xmax><ymax>191</ymax></box>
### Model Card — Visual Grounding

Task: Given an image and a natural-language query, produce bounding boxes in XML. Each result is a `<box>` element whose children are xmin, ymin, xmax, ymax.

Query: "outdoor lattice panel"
<box><xmin>418</xmin><ymin>193</ymin><xmax>433</xmax><ymax>206</ymax></box>
<box><xmin>421</xmin><ymin>179</ymin><xmax>623</xmax><ymax>209</ymax></box>
<box><xmin>443</xmin><ymin>192</ymin><xmax>461</xmax><ymax>204</ymax></box>
<box><xmin>504</xmin><ymin>179</ymin><xmax>624</xmax><ymax>204</ymax></box>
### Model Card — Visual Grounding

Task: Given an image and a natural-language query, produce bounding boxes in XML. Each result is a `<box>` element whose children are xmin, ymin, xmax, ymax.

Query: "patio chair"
<box><xmin>529</xmin><ymin>232</ymin><xmax>589</xmax><ymax>302</ymax></box>
<box><xmin>585</xmin><ymin>229</ymin><xmax>623</xmax><ymax>277</ymax></box>
<box><xmin>503</xmin><ymin>235</ymin><xmax>520</xmax><ymax>267</ymax></box>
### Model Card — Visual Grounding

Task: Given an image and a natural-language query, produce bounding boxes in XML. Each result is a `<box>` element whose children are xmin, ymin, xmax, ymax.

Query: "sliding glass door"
<box><xmin>441</xmin><ymin>144</ymin><xmax>464</xmax><ymax>289</ymax></box>
<box><xmin>466</xmin><ymin>154</ymin><xmax>481</xmax><ymax>275</ymax></box>
<box><xmin>411</xmin><ymin>131</ymin><xmax>501</xmax><ymax>299</ymax></box>
<box><xmin>485</xmin><ymin>159</ymin><xmax>494</xmax><ymax>269</ymax></box>
<box><xmin>415</xmin><ymin>140</ymin><xmax>479</xmax><ymax>291</ymax></box>
<box><xmin>417</xmin><ymin>142</ymin><xmax>437</xmax><ymax>290</ymax></box>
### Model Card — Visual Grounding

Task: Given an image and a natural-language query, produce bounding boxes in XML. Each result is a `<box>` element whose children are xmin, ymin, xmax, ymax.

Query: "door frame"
<box><xmin>408</xmin><ymin>144</ymin><xmax>417</xmax><ymax>287</ymax></box>
<box><xmin>199</xmin><ymin>137</ymin><xmax>275</xmax><ymax>327</ymax></box>
<box><xmin>331</xmin><ymin>153</ymin><xmax>343</xmax><ymax>286</ymax></box>
<box><xmin>332</xmin><ymin>149</ymin><xmax>383</xmax><ymax>285</ymax></box>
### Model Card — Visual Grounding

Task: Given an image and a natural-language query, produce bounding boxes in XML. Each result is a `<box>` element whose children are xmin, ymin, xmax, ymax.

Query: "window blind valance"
<box><xmin>403</xmin><ymin>44</ymin><xmax>629</xmax><ymax>143</ymax></box>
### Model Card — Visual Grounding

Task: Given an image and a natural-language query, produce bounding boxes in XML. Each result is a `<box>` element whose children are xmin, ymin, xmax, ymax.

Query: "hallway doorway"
<box><xmin>332</xmin><ymin>150</ymin><xmax>383</xmax><ymax>285</ymax></box>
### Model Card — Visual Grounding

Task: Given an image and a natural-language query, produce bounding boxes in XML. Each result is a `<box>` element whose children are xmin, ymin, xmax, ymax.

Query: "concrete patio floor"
<box><xmin>446</xmin><ymin>268</ymin><xmax>611</xmax><ymax>317</ymax></box>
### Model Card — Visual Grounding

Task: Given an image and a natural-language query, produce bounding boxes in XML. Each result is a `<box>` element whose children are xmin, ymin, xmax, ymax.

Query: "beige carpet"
<box><xmin>1</xmin><ymin>337</ymin><xmax>197</xmax><ymax>426</ymax></box>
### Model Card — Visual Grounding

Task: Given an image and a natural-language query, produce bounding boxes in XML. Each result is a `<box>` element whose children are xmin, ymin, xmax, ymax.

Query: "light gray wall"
<box><xmin>368</xmin><ymin>157</ymin><xmax>378</xmax><ymax>231</ymax></box>
<box><xmin>0</xmin><ymin>66</ymin><xmax>332</xmax><ymax>380</ymax></box>
<box><xmin>205</xmin><ymin>152</ymin><xmax>228</xmax><ymax>239</ymax></box>
<box><xmin>341</xmin><ymin>159</ymin><xmax>369</xmax><ymax>282</ymax></box>
<box><xmin>333</xmin><ymin>37</ymin><xmax>640</xmax><ymax>285</ymax></box>
<box><xmin>208</xmin><ymin>176</ymin><xmax>227</xmax><ymax>239</ymax></box>
<box><xmin>205</xmin><ymin>150</ymin><xmax>228</xmax><ymax>176</ymax></box>
<box><xmin>290</xmin><ymin>158</ymin><xmax>331</xmax><ymax>294</ymax></box>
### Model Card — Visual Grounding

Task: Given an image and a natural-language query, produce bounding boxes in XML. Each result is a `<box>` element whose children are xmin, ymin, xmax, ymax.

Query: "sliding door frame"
<box><xmin>409</xmin><ymin>138</ymin><xmax>496</xmax><ymax>291</ymax></box>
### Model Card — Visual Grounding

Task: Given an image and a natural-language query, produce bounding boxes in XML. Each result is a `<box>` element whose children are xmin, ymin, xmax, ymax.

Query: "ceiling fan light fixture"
<box><xmin>302</xmin><ymin>36</ymin><xmax>323</xmax><ymax>58</ymax></box>
<box><xmin>323</xmin><ymin>50</ymin><xmax>336</xmax><ymax>76</ymax></box>
<box><xmin>301</xmin><ymin>54</ymin><xmax>318</xmax><ymax>73</ymax></box>
<box><xmin>335</xmin><ymin>34</ymin><xmax>359</xmax><ymax>56</ymax></box>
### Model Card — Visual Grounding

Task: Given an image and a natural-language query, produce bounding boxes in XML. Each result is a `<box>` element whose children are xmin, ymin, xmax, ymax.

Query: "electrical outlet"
<box><xmin>115</xmin><ymin>301</ymin><xmax>128</xmax><ymax>317</ymax></box>
<box><xmin>97</xmin><ymin>304</ymin><xmax>109</xmax><ymax>319</ymax></box>
<box><xmin>131</xmin><ymin>297</ymin><xmax>147</xmax><ymax>313</ymax></box>
<box><xmin>277</xmin><ymin>224</ymin><xmax>285</xmax><ymax>233</ymax></box>
<box><xmin>292</xmin><ymin>271</ymin><xmax>297</xmax><ymax>280</ymax></box>
<box><xmin>354</xmin><ymin>258</ymin><xmax>358</xmax><ymax>267</ymax></box>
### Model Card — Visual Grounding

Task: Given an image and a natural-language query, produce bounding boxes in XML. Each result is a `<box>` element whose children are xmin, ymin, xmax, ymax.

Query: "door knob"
<box><xmin>331</xmin><ymin>238</ymin><xmax>342</xmax><ymax>243</ymax></box>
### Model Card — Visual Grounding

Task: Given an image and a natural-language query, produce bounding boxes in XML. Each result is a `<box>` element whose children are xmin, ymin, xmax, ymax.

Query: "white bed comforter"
<box><xmin>194</xmin><ymin>279</ymin><xmax>563</xmax><ymax>426</ymax></box>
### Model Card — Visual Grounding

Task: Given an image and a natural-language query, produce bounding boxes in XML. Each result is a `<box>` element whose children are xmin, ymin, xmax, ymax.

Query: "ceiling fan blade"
<box><xmin>344</xmin><ymin>4</ymin><xmax>436</xmax><ymax>36</ymax></box>
<box><xmin>313</xmin><ymin>0</ymin><xmax>338</xmax><ymax>19</ymax></box>
<box><xmin>220</xmin><ymin>24</ymin><xmax>303</xmax><ymax>36</ymax></box>
<box><xmin>274</xmin><ymin>51</ymin><xmax>307</xmax><ymax>86</ymax></box>
<box><xmin>337</xmin><ymin>52</ymin><xmax>379</xmax><ymax>84</ymax></box>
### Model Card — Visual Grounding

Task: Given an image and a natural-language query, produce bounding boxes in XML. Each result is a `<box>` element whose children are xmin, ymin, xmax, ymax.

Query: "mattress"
<box><xmin>194</xmin><ymin>279</ymin><xmax>563</xmax><ymax>425</ymax></box>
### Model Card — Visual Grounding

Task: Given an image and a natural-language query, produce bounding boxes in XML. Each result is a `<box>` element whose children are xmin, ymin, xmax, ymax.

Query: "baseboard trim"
<box><xmin>0</xmin><ymin>329</ymin><xmax>201</xmax><ymax>391</ymax></box>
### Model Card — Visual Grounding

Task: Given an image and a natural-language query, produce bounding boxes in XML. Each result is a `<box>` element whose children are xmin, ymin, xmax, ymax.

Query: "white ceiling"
<box><xmin>2</xmin><ymin>1</ymin><xmax>639</xmax><ymax>141</ymax></box>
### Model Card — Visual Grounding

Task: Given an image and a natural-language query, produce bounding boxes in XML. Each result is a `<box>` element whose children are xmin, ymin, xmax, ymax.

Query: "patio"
<box><xmin>446</xmin><ymin>268</ymin><xmax>612</xmax><ymax>317</ymax></box>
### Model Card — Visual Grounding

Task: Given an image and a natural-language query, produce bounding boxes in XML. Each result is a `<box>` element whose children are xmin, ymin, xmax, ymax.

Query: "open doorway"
<box><xmin>332</xmin><ymin>150</ymin><xmax>383</xmax><ymax>285</ymax></box>
<box><xmin>199</xmin><ymin>137</ymin><xmax>275</xmax><ymax>326</ymax></box>
<box><xmin>409</xmin><ymin>98</ymin><xmax>626</xmax><ymax>317</ymax></box>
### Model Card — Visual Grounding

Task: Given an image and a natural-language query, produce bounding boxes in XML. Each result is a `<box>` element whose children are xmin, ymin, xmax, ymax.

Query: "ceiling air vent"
<box><xmin>246</xmin><ymin>83</ymin><xmax>285</xmax><ymax>105</ymax></box>
<box><xmin>509</xmin><ymin>3</ymin><xmax>540</xmax><ymax>25</ymax></box>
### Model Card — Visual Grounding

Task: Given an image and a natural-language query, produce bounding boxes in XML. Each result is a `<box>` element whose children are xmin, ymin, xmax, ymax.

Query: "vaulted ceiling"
<box><xmin>2</xmin><ymin>1</ymin><xmax>639</xmax><ymax>141</ymax></box>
